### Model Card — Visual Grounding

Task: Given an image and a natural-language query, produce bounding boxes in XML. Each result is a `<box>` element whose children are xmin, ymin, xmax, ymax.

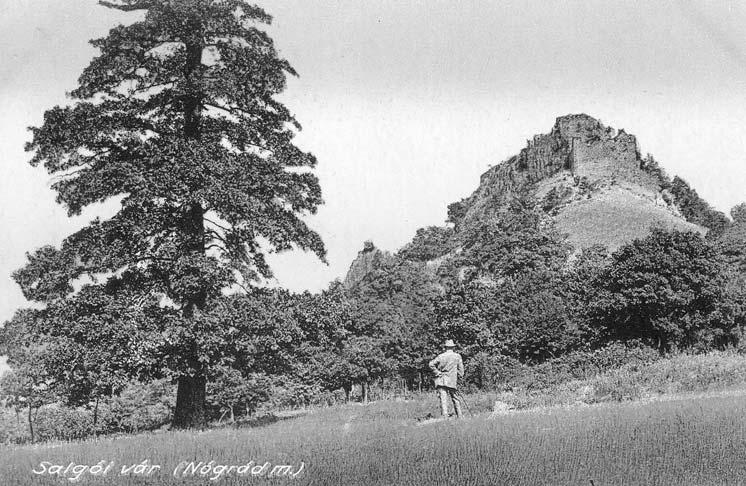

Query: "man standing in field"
<box><xmin>429</xmin><ymin>339</ymin><xmax>465</xmax><ymax>418</ymax></box>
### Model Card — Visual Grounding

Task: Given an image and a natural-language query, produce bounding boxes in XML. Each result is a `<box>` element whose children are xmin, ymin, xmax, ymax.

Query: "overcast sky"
<box><xmin>1</xmin><ymin>0</ymin><xmax>746</xmax><ymax>327</ymax></box>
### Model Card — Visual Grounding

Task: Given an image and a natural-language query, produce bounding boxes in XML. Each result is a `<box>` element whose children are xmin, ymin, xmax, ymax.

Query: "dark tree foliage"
<box><xmin>562</xmin><ymin>245</ymin><xmax>611</xmax><ymax>348</ymax></box>
<box><xmin>345</xmin><ymin>257</ymin><xmax>441</xmax><ymax>390</ymax></box>
<box><xmin>590</xmin><ymin>229</ymin><xmax>735</xmax><ymax>352</ymax></box>
<box><xmin>446</xmin><ymin>199</ymin><xmax>469</xmax><ymax>229</ymax></box>
<box><xmin>448</xmin><ymin>197</ymin><xmax>571</xmax><ymax>284</ymax></box>
<box><xmin>431</xmin><ymin>198</ymin><xmax>580</xmax><ymax>364</ymax></box>
<box><xmin>205</xmin><ymin>367</ymin><xmax>270</xmax><ymax>422</ymax></box>
<box><xmin>213</xmin><ymin>284</ymin><xmax>363</xmax><ymax>406</ymax></box>
<box><xmin>716</xmin><ymin>206</ymin><xmax>746</xmax><ymax>344</ymax></box>
<box><xmin>432</xmin><ymin>271</ymin><xmax>585</xmax><ymax>364</ymax></box>
<box><xmin>396</xmin><ymin>226</ymin><xmax>454</xmax><ymax>262</ymax></box>
<box><xmin>0</xmin><ymin>342</ymin><xmax>59</xmax><ymax>443</ymax></box>
<box><xmin>290</xmin><ymin>284</ymin><xmax>362</xmax><ymax>400</ymax></box>
<box><xmin>670</xmin><ymin>176</ymin><xmax>730</xmax><ymax>238</ymax></box>
<box><xmin>1</xmin><ymin>286</ymin><xmax>166</xmax><ymax>434</ymax></box>
<box><xmin>15</xmin><ymin>0</ymin><xmax>324</xmax><ymax>428</ymax></box>
<box><xmin>731</xmin><ymin>203</ymin><xmax>746</xmax><ymax>225</ymax></box>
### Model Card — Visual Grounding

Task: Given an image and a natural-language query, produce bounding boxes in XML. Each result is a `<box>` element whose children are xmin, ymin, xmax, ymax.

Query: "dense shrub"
<box><xmin>206</xmin><ymin>369</ymin><xmax>271</xmax><ymax>421</ymax></box>
<box><xmin>590</xmin><ymin>229</ymin><xmax>735</xmax><ymax>352</ymax></box>
<box><xmin>0</xmin><ymin>407</ymin><xmax>26</xmax><ymax>444</ymax></box>
<box><xmin>98</xmin><ymin>380</ymin><xmax>173</xmax><ymax>434</ymax></box>
<box><xmin>465</xmin><ymin>353</ymin><xmax>526</xmax><ymax>391</ymax></box>
<box><xmin>518</xmin><ymin>341</ymin><xmax>660</xmax><ymax>390</ymax></box>
<box><xmin>466</xmin><ymin>342</ymin><xmax>660</xmax><ymax>393</ymax></box>
<box><xmin>32</xmin><ymin>405</ymin><xmax>94</xmax><ymax>442</ymax></box>
<box><xmin>397</xmin><ymin>226</ymin><xmax>454</xmax><ymax>262</ymax></box>
<box><xmin>670</xmin><ymin>176</ymin><xmax>730</xmax><ymax>237</ymax></box>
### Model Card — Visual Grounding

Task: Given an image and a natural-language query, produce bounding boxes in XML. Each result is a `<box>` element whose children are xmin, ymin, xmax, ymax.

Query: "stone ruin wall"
<box><xmin>570</xmin><ymin>132</ymin><xmax>637</xmax><ymax>181</ymax></box>
<box><xmin>570</xmin><ymin>132</ymin><xmax>660</xmax><ymax>190</ymax></box>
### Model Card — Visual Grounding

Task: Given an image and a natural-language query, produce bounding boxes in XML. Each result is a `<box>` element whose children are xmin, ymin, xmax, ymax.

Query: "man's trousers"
<box><xmin>436</xmin><ymin>385</ymin><xmax>463</xmax><ymax>418</ymax></box>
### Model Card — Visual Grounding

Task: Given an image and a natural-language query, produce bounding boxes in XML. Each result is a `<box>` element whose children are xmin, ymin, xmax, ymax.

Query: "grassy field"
<box><xmin>4</xmin><ymin>389</ymin><xmax>746</xmax><ymax>485</ymax></box>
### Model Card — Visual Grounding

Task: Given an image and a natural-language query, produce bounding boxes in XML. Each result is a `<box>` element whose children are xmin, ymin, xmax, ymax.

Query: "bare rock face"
<box><xmin>342</xmin><ymin>241</ymin><xmax>394</xmax><ymax>290</ymax></box>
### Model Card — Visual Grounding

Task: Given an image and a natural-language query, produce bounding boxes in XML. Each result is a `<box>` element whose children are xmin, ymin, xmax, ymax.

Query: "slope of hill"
<box><xmin>554</xmin><ymin>183</ymin><xmax>704</xmax><ymax>250</ymax></box>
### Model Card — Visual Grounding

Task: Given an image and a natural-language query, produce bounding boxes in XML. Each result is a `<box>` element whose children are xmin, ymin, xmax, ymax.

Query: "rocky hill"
<box><xmin>447</xmin><ymin>114</ymin><xmax>702</xmax><ymax>248</ymax></box>
<box><xmin>345</xmin><ymin>114</ymin><xmax>711</xmax><ymax>287</ymax></box>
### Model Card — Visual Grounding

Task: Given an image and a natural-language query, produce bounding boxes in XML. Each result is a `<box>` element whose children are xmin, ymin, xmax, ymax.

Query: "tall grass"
<box><xmin>4</xmin><ymin>389</ymin><xmax>746</xmax><ymax>485</ymax></box>
<box><xmin>5</xmin><ymin>352</ymin><xmax>746</xmax><ymax>485</ymax></box>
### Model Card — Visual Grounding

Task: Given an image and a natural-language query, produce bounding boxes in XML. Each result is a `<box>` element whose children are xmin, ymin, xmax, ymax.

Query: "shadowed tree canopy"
<box><xmin>590</xmin><ymin>229</ymin><xmax>733</xmax><ymax>352</ymax></box>
<box><xmin>15</xmin><ymin>0</ymin><xmax>325</xmax><ymax>428</ymax></box>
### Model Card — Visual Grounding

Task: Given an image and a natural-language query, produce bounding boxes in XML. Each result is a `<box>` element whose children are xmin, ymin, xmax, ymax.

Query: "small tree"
<box><xmin>0</xmin><ymin>357</ymin><xmax>57</xmax><ymax>443</ymax></box>
<box><xmin>206</xmin><ymin>367</ymin><xmax>270</xmax><ymax>422</ymax></box>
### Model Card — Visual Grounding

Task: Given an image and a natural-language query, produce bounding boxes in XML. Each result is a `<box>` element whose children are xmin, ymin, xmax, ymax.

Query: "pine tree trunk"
<box><xmin>172</xmin><ymin>375</ymin><xmax>207</xmax><ymax>429</ymax></box>
<box><xmin>171</xmin><ymin>34</ymin><xmax>209</xmax><ymax>430</ymax></box>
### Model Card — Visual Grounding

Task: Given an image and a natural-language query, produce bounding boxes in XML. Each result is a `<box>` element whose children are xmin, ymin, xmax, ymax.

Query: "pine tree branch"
<box><xmin>204</xmin><ymin>217</ymin><xmax>232</xmax><ymax>233</ymax></box>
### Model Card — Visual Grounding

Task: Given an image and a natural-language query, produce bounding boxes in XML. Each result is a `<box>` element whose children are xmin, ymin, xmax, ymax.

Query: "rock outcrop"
<box><xmin>342</xmin><ymin>241</ymin><xmax>395</xmax><ymax>290</ymax></box>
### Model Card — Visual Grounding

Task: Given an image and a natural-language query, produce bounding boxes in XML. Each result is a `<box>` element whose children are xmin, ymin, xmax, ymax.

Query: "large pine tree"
<box><xmin>15</xmin><ymin>0</ymin><xmax>325</xmax><ymax>428</ymax></box>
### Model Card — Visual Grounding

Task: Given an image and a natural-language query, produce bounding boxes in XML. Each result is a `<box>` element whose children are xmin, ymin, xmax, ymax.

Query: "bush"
<box><xmin>528</xmin><ymin>341</ymin><xmax>659</xmax><ymax>389</ymax></box>
<box><xmin>465</xmin><ymin>353</ymin><xmax>527</xmax><ymax>391</ymax></box>
<box><xmin>0</xmin><ymin>407</ymin><xmax>26</xmax><ymax>444</ymax></box>
<box><xmin>98</xmin><ymin>380</ymin><xmax>174</xmax><ymax>434</ymax></box>
<box><xmin>0</xmin><ymin>404</ymin><xmax>95</xmax><ymax>444</ymax></box>
<box><xmin>461</xmin><ymin>342</ymin><xmax>659</xmax><ymax>393</ymax></box>
<box><xmin>33</xmin><ymin>405</ymin><xmax>94</xmax><ymax>442</ymax></box>
<box><xmin>264</xmin><ymin>376</ymin><xmax>324</xmax><ymax>410</ymax></box>
<box><xmin>206</xmin><ymin>369</ymin><xmax>272</xmax><ymax>421</ymax></box>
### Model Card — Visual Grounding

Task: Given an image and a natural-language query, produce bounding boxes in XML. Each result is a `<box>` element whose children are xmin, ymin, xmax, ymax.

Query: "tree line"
<box><xmin>4</xmin><ymin>196</ymin><xmax>746</xmax><ymax>436</ymax></box>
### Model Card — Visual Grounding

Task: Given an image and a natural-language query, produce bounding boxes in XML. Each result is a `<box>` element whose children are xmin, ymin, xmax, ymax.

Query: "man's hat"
<box><xmin>444</xmin><ymin>339</ymin><xmax>456</xmax><ymax>348</ymax></box>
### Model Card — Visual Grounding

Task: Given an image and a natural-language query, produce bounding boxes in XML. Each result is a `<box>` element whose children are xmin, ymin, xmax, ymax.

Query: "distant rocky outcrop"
<box><xmin>342</xmin><ymin>241</ymin><xmax>395</xmax><ymax>290</ymax></box>
<box><xmin>445</xmin><ymin>114</ymin><xmax>703</xmax><ymax>250</ymax></box>
<box><xmin>343</xmin><ymin>114</ymin><xmax>708</xmax><ymax>288</ymax></box>
<box><xmin>449</xmin><ymin>114</ymin><xmax>671</xmax><ymax>230</ymax></box>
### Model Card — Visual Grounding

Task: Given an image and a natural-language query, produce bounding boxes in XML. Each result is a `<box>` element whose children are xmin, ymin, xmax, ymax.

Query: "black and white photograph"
<box><xmin>2</xmin><ymin>1</ymin><xmax>746</xmax><ymax>484</ymax></box>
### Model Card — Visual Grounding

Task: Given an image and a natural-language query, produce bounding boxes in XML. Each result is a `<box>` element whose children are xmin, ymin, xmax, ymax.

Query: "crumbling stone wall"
<box><xmin>570</xmin><ymin>131</ymin><xmax>637</xmax><ymax>180</ymax></box>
